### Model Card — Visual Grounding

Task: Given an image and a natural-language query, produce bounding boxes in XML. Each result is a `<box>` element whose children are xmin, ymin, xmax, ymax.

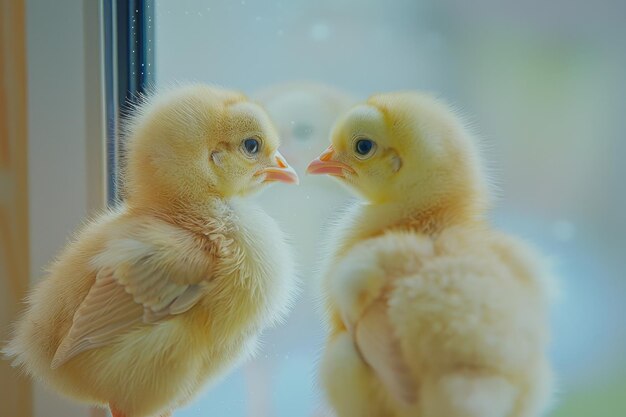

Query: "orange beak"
<box><xmin>256</xmin><ymin>151</ymin><xmax>299</xmax><ymax>185</ymax></box>
<box><xmin>306</xmin><ymin>145</ymin><xmax>355</xmax><ymax>177</ymax></box>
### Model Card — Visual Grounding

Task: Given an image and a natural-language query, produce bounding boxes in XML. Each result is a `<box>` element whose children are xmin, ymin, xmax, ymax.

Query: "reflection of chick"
<box><xmin>255</xmin><ymin>82</ymin><xmax>356</xmax><ymax>173</ymax></box>
<box><xmin>5</xmin><ymin>85</ymin><xmax>298</xmax><ymax>417</ymax></box>
<box><xmin>308</xmin><ymin>92</ymin><xmax>554</xmax><ymax>417</ymax></box>
<box><xmin>248</xmin><ymin>82</ymin><xmax>355</xmax><ymax>417</ymax></box>
<box><xmin>253</xmin><ymin>82</ymin><xmax>356</xmax><ymax>289</ymax></box>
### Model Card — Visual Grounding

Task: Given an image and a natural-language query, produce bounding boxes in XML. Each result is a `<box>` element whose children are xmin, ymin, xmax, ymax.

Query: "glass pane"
<box><xmin>154</xmin><ymin>1</ymin><xmax>626</xmax><ymax>416</ymax></box>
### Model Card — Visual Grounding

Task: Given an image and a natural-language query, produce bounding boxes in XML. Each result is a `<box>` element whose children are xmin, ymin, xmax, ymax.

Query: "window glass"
<box><xmin>154</xmin><ymin>1</ymin><xmax>626</xmax><ymax>416</ymax></box>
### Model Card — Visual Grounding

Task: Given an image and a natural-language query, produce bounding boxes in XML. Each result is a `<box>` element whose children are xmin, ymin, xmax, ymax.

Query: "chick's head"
<box><xmin>307</xmin><ymin>92</ymin><xmax>489</xmax><ymax>210</ymax></box>
<box><xmin>124</xmin><ymin>84</ymin><xmax>298</xmax><ymax>207</ymax></box>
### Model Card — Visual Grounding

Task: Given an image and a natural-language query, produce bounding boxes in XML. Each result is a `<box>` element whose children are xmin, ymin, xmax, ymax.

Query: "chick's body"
<box><xmin>5</xmin><ymin>85</ymin><xmax>298</xmax><ymax>417</ymax></box>
<box><xmin>309</xmin><ymin>93</ymin><xmax>554</xmax><ymax>417</ymax></box>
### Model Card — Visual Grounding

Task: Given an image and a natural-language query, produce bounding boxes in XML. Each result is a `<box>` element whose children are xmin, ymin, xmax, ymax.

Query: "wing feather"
<box><xmin>51</xmin><ymin>236</ymin><xmax>211</xmax><ymax>369</ymax></box>
<box><xmin>354</xmin><ymin>297</ymin><xmax>418</xmax><ymax>405</ymax></box>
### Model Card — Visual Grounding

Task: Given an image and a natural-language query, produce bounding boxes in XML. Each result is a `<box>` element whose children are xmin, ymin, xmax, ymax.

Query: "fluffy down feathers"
<box><xmin>310</xmin><ymin>92</ymin><xmax>554</xmax><ymax>417</ymax></box>
<box><xmin>4</xmin><ymin>84</ymin><xmax>297</xmax><ymax>417</ymax></box>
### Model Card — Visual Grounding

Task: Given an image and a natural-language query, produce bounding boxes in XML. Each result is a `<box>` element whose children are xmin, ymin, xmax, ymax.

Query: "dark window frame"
<box><xmin>104</xmin><ymin>0</ymin><xmax>155</xmax><ymax>204</ymax></box>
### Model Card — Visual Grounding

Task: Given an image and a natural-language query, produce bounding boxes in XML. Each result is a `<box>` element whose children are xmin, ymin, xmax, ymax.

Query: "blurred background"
<box><xmin>1</xmin><ymin>0</ymin><xmax>624</xmax><ymax>416</ymax></box>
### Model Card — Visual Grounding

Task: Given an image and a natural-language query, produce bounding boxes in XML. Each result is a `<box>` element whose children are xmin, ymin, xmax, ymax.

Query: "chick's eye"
<box><xmin>355</xmin><ymin>138</ymin><xmax>375</xmax><ymax>157</ymax></box>
<box><xmin>243</xmin><ymin>138</ymin><xmax>260</xmax><ymax>155</ymax></box>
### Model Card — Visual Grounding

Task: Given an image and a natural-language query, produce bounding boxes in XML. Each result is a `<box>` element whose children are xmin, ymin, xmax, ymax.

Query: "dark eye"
<box><xmin>243</xmin><ymin>138</ymin><xmax>260</xmax><ymax>155</ymax></box>
<box><xmin>355</xmin><ymin>138</ymin><xmax>375</xmax><ymax>156</ymax></box>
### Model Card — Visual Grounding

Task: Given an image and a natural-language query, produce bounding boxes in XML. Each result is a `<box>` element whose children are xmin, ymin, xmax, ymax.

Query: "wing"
<box><xmin>354</xmin><ymin>296</ymin><xmax>418</xmax><ymax>405</ymax></box>
<box><xmin>51</xmin><ymin>236</ymin><xmax>212</xmax><ymax>369</ymax></box>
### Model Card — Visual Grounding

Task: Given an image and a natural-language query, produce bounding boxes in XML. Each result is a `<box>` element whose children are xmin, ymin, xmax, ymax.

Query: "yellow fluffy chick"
<box><xmin>307</xmin><ymin>92</ymin><xmax>554</xmax><ymax>417</ymax></box>
<box><xmin>4</xmin><ymin>85</ymin><xmax>299</xmax><ymax>417</ymax></box>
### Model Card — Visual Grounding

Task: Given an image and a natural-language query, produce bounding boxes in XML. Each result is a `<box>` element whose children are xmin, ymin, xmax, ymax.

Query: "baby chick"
<box><xmin>4</xmin><ymin>85</ymin><xmax>298</xmax><ymax>417</ymax></box>
<box><xmin>308</xmin><ymin>92</ymin><xmax>554</xmax><ymax>417</ymax></box>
